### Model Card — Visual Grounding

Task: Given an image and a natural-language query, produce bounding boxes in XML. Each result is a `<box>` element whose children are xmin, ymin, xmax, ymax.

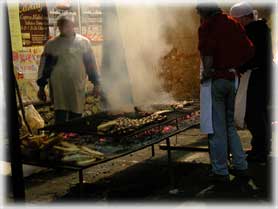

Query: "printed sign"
<box><xmin>19</xmin><ymin>0</ymin><xmax>49</xmax><ymax>46</ymax></box>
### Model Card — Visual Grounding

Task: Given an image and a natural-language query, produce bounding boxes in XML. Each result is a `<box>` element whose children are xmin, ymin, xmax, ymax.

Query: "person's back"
<box><xmin>197</xmin><ymin>3</ymin><xmax>252</xmax><ymax>182</ymax></box>
<box><xmin>230</xmin><ymin>2</ymin><xmax>273</xmax><ymax>162</ymax></box>
<box><xmin>244</xmin><ymin>19</ymin><xmax>272</xmax><ymax>79</ymax></box>
<box><xmin>199</xmin><ymin>13</ymin><xmax>254</xmax><ymax>70</ymax></box>
<box><xmin>244</xmin><ymin>19</ymin><xmax>271</xmax><ymax>109</ymax></box>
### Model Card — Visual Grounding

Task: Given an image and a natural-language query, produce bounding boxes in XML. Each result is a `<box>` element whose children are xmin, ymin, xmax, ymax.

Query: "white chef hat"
<box><xmin>230</xmin><ymin>1</ymin><xmax>254</xmax><ymax>18</ymax></box>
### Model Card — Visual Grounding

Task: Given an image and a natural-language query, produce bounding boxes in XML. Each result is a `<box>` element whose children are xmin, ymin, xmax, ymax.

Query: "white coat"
<box><xmin>38</xmin><ymin>34</ymin><xmax>94</xmax><ymax>114</ymax></box>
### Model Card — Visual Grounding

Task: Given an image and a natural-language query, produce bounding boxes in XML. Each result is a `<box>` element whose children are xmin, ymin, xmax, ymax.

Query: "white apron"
<box><xmin>200</xmin><ymin>79</ymin><xmax>213</xmax><ymax>134</ymax></box>
<box><xmin>38</xmin><ymin>34</ymin><xmax>92</xmax><ymax>114</ymax></box>
<box><xmin>234</xmin><ymin>70</ymin><xmax>251</xmax><ymax>129</ymax></box>
<box><xmin>200</xmin><ymin>62</ymin><xmax>213</xmax><ymax>134</ymax></box>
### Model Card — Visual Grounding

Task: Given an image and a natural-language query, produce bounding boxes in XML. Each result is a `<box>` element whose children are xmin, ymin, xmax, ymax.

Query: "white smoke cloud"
<box><xmin>117</xmin><ymin>5</ymin><xmax>175</xmax><ymax>106</ymax></box>
<box><xmin>101</xmin><ymin>4</ymin><xmax>179</xmax><ymax>111</ymax></box>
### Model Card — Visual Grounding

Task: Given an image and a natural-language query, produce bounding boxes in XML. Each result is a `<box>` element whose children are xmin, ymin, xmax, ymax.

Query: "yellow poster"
<box><xmin>7</xmin><ymin>1</ymin><xmax>23</xmax><ymax>51</ymax></box>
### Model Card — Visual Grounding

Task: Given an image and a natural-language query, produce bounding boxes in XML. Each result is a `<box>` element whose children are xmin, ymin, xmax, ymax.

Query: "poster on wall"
<box><xmin>80</xmin><ymin>3</ymin><xmax>103</xmax><ymax>43</ymax></box>
<box><xmin>19</xmin><ymin>0</ymin><xmax>49</xmax><ymax>47</ymax></box>
<box><xmin>12</xmin><ymin>47</ymin><xmax>43</xmax><ymax>80</ymax></box>
<box><xmin>7</xmin><ymin>2</ymin><xmax>23</xmax><ymax>51</ymax></box>
<box><xmin>18</xmin><ymin>51</ymin><xmax>36</xmax><ymax>79</ymax></box>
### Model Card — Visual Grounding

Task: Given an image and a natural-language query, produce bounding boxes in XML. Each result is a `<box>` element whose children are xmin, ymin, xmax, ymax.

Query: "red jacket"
<box><xmin>198</xmin><ymin>13</ymin><xmax>254</xmax><ymax>70</ymax></box>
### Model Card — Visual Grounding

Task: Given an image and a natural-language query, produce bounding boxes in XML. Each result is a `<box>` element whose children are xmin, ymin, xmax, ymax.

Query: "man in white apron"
<box><xmin>197</xmin><ymin>3</ymin><xmax>254</xmax><ymax>181</ymax></box>
<box><xmin>37</xmin><ymin>14</ymin><xmax>100</xmax><ymax>124</ymax></box>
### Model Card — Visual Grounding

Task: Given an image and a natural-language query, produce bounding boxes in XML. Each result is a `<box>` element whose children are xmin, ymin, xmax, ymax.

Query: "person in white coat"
<box><xmin>37</xmin><ymin>14</ymin><xmax>100</xmax><ymax>123</ymax></box>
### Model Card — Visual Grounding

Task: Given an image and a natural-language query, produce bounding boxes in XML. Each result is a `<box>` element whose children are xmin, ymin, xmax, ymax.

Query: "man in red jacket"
<box><xmin>196</xmin><ymin>3</ymin><xmax>254</xmax><ymax>182</ymax></box>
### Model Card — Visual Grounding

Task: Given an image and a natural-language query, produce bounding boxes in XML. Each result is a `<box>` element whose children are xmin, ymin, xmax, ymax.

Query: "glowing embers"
<box><xmin>162</xmin><ymin>125</ymin><xmax>175</xmax><ymax>134</ymax></box>
<box><xmin>62</xmin><ymin>132</ymin><xmax>78</xmax><ymax>139</ymax></box>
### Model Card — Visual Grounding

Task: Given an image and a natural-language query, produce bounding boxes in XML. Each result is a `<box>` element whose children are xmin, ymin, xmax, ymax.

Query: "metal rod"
<box><xmin>160</xmin><ymin>144</ymin><xmax>209</xmax><ymax>152</ymax></box>
<box><xmin>151</xmin><ymin>145</ymin><xmax>155</xmax><ymax>157</ymax></box>
<box><xmin>160</xmin><ymin>144</ymin><xmax>249</xmax><ymax>153</ymax></box>
<box><xmin>78</xmin><ymin>170</ymin><xmax>84</xmax><ymax>198</ymax></box>
<box><xmin>175</xmin><ymin>118</ymin><xmax>179</xmax><ymax>129</ymax></box>
<box><xmin>166</xmin><ymin>138</ymin><xmax>175</xmax><ymax>188</ymax></box>
<box><xmin>166</xmin><ymin>138</ymin><xmax>172</xmax><ymax>164</ymax></box>
<box><xmin>79</xmin><ymin>170</ymin><xmax>83</xmax><ymax>184</ymax></box>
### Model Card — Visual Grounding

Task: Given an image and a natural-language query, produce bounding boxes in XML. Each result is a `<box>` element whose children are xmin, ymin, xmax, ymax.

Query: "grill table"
<box><xmin>23</xmin><ymin>106</ymin><xmax>200</xmax><ymax>196</ymax></box>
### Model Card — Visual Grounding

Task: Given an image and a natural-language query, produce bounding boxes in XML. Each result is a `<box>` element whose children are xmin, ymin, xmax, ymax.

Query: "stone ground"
<box><xmin>4</xmin><ymin>128</ymin><xmax>273</xmax><ymax>206</ymax></box>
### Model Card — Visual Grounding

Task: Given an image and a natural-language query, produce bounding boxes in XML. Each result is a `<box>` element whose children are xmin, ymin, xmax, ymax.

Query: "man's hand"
<box><xmin>200</xmin><ymin>55</ymin><xmax>214</xmax><ymax>84</ymax></box>
<box><xmin>201</xmin><ymin>69</ymin><xmax>213</xmax><ymax>84</ymax></box>
<box><xmin>92</xmin><ymin>85</ymin><xmax>100</xmax><ymax>97</ymax></box>
<box><xmin>37</xmin><ymin>88</ymin><xmax>47</xmax><ymax>102</ymax></box>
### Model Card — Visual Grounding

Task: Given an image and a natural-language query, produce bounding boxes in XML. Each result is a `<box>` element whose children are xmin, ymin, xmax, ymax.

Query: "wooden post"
<box><xmin>4</xmin><ymin>2</ymin><xmax>25</xmax><ymax>201</ymax></box>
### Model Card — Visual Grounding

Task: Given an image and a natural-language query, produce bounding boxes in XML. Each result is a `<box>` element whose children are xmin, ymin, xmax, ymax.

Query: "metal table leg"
<box><xmin>166</xmin><ymin>138</ymin><xmax>175</xmax><ymax>188</ymax></box>
<box><xmin>151</xmin><ymin>145</ymin><xmax>155</xmax><ymax>157</ymax></box>
<box><xmin>78</xmin><ymin>170</ymin><xmax>84</xmax><ymax>198</ymax></box>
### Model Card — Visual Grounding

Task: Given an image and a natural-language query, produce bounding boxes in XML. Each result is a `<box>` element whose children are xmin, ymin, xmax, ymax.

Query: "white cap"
<box><xmin>230</xmin><ymin>1</ymin><xmax>254</xmax><ymax>18</ymax></box>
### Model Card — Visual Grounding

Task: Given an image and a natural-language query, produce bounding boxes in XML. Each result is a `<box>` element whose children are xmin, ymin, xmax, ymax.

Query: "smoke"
<box><xmin>101</xmin><ymin>4</ymin><xmax>178</xmax><ymax>111</ymax></box>
<box><xmin>117</xmin><ymin>5</ymin><xmax>176</xmax><ymax>104</ymax></box>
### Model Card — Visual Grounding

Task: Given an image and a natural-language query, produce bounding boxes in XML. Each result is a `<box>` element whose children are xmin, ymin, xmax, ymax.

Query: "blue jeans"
<box><xmin>208</xmin><ymin>79</ymin><xmax>248</xmax><ymax>175</ymax></box>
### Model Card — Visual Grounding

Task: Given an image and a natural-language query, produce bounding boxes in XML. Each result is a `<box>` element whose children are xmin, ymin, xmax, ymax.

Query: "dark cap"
<box><xmin>57</xmin><ymin>14</ymin><xmax>75</xmax><ymax>27</ymax></box>
<box><xmin>196</xmin><ymin>2</ymin><xmax>222</xmax><ymax>18</ymax></box>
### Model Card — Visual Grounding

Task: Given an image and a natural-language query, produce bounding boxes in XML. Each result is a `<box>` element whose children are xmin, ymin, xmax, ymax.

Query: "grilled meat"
<box><xmin>97</xmin><ymin>113</ymin><xmax>167</xmax><ymax>135</ymax></box>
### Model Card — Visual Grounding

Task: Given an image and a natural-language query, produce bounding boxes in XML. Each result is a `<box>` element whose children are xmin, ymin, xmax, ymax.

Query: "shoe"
<box><xmin>246</xmin><ymin>151</ymin><xmax>267</xmax><ymax>163</ymax></box>
<box><xmin>229</xmin><ymin>168</ymin><xmax>249</xmax><ymax>178</ymax></box>
<box><xmin>245</xmin><ymin>150</ymin><xmax>252</xmax><ymax>155</ymax></box>
<box><xmin>208</xmin><ymin>172</ymin><xmax>230</xmax><ymax>183</ymax></box>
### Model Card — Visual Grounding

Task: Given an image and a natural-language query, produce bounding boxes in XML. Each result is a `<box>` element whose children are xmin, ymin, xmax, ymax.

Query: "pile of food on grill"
<box><xmin>28</xmin><ymin>96</ymin><xmax>102</xmax><ymax>127</ymax></box>
<box><xmin>20</xmin><ymin>134</ymin><xmax>105</xmax><ymax>166</ymax></box>
<box><xmin>170</xmin><ymin>100</ymin><xmax>194</xmax><ymax>110</ymax></box>
<box><xmin>97</xmin><ymin>112</ymin><xmax>168</xmax><ymax>135</ymax></box>
<box><xmin>37</xmin><ymin>105</ymin><xmax>55</xmax><ymax>125</ymax></box>
<box><xmin>144</xmin><ymin>100</ymin><xmax>194</xmax><ymax>112</ymax></box>
<box><xmin>83</xmin><ymin>96</ymin><xmax>102</xmax><ymax>116</ymax></box>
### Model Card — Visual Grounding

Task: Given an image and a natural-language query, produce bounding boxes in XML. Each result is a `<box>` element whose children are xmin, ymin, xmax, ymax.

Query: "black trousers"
<box><xmin>245</xmin><ymin>72</ymin><xmax>270</xmax><ymax>156</ymax></box>
<box><xmin>245</xmin><ymin>108</ymin><xmax>270</xmax><ymax>155</ymax></box>
<box><xmin>54</xmin><ymin>110</ymin><xmax>82</xmax><ymax>124</ymax></box>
